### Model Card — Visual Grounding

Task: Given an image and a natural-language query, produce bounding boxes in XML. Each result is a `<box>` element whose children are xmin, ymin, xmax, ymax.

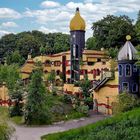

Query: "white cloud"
<box><xmin>0</xmin><ymin>30</ymin><xmax>12</xmax><ymax>38</ymax></box>
<box><xmin>39</xmin><ymin>26</ymin><xmax>58</xmax><ymax>33</ymax></box>
<box><xmin>41</xmin><ymin>0</ymin><xmax>60</xmax><ymax>8</ymax></box>
<box><xmin>1</xmin><ymin>22</ymin><xmax>18</xmax><ymax>28</ymax></box>
<box><xmin>0</xmin><ymin>8</ymin><xmax>21</xmax><ymax>19</ymax></box>
<box><xmin>3</xmin><ymin>0</ymin><xmax>138</xmax><ymax>40</ymax></box>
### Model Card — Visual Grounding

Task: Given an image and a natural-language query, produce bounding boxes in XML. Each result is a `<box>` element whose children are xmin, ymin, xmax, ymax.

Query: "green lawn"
<box><xmin>41</xmin><ymin>107</ymin><xmax>140</xmax><ymax>140</ymax></box>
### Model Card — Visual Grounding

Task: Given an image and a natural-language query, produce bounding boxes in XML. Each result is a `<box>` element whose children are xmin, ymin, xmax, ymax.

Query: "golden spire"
<box><xmin>70</xmin><ymin>7</ymin><xmax>86</xmax><ymax>31</ymax></box>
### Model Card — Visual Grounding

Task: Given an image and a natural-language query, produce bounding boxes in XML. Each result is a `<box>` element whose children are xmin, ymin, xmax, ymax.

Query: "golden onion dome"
<box><xmin>70</xmin><ymin>7</ymin><xmax>86</xmax><ymax>31</ymax></box>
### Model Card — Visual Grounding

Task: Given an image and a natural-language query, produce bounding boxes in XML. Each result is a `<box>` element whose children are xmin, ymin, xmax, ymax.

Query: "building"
<box><xmin>1</xmin><ymin>8</ymin><xmax>139</xmax><ymax>115</ymax></box>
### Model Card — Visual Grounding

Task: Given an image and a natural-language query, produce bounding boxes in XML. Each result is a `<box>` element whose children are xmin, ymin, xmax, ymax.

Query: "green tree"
<box><xmin>135</xmin><ymin>10</ymin><xmax>140</xmax><ymax>43</ymax></box>
<box><xmin>6</xmin><ymin>50</ymin><xmax>25</xmax><ymax>66</ymax></box>
<box><xmin>9</xmin><ymin>80</ymin><xmax>24</xmax><ymax>117</ymax></box>
<box><xmin>92</xmin><ymin>15</ymin><xmax>136</xmax><ymax>49</ymax></box>
<box><xmin>24</xmin><ymin>68</ymin><xmax>51</xmax><ymax>125</ymax></box>
<box><xmin>0</xmin><ymin>64</ymin><xmax>20</xmax><ymax>91</ymax></box>
<box><xmin>79</xmin><ymin>75</ymin><xmax>92</xmax><ymax>99</ymax></box>
<box><xmin>86</xmin><ymin>37</ymin><xmax>97</xmax><ymax>50</ymax></box>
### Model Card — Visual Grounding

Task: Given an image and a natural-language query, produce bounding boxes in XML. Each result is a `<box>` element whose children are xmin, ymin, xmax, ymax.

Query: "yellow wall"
<box><xmin>93</xmin><ymin>72</ymin><xmax>119</xmax><ymax>114</ymax></box>
<box><xmin>0</xmin><ymin>85</ymin><xmax>9</xmax><ymax>101</ymax></box>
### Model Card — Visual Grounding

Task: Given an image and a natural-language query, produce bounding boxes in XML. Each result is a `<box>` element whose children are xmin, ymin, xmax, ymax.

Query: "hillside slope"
<box><xmin>42</xmin><ymin>108</ymin><xmax>140</xmax><ymax>140</ymax></box>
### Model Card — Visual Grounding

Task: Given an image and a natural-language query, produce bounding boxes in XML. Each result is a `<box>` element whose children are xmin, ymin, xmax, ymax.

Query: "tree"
<box><xmin>24</xmin><ymin>68</ymin><xmax>51</xmax><ymax>125</ymax></box>
<box><xmin>79</xmin><ymin>75</ymin><xmax>92</xmax><ymax>99</ymax></box>
<box><xmin>86</xmin><ymin>37</ymin><xmax>97</xmax><ymax>50</ymax></box>
<box><xmin>6</xmin><ymin>50</ymin><xmax>25</xmax><ymax>66</ymax></box>
<box><xmin>0</xmin><ymin>64</ymin><xmax>20</xmax><ymax>91</ymax></box>
<box><xmin>9</xmin><ymin>80</ymin><xmax>24</xmax><ymax>117</ymax></box>
<box><xmin>135</xmin><ymin>10</ymin><xmax>140</xmax><ymax>44</ymax></box>
<box><xmin>92</xmin><ymin>15</ymin><xmax>136</xmax><ymax>49</ymax></box>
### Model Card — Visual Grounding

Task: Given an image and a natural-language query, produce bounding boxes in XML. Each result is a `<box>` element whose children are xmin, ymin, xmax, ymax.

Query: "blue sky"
<box><xmin>0</xmin><ymin>0</ymin><xmax>139</xmax><ymax>39</ymax></box>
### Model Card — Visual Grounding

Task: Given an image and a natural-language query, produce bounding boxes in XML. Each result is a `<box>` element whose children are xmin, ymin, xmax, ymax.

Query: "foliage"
<box><xmin>0</xmin><ymin>31</ymin><xmax>70</xmax><ymax>65</ymax></box>
<box><xmin>79</xmin><ymin>75</ymin><xmax>92</xmax><ymax>98</ymax></box>
<box><xmin>112</xmin><ymin>93</ymin><xmax>140</xmax><ymax>115</ymax></box>
<box><xmin>86</xmin><ymin>37</ymin><xmax>97</xmax><ymax>50</ymax></box>
<box><xmin>92</xmin><ymin>15</ymin><xmax>136</xmax><ymax>50</ymax></box>
<box><xmin>24</xmin><ymin>68</ymin><xmax>51</xmax><ymax>125</ymax></box>
<box><xmin>76</xmin><ymin>105</ymin><xmax>89</xmax><ymax>115</ymax></box>
<box><xmin>47</xmin><ymin>71</ymin><xmax>56</xmax><ymax>84</ymax></box>
<box><xmin>41</xmin><ymin>108</ymin><xmax>140</xmax><ymax>140</ymax></box>
<box><xmin>107</xmin><ymin>47</ymin><xmax>119</xmax><ymax>59</ymax></box>
<box><xmin>0</xmin><ymin>64</ymin><xmax>20</xmax><ymax>90</ymax></box>
<box><xmin>0</xmin><ymin>107</ymin><xmax>13</xmax><ymax>140</ymax></box>
<box><xmin>6</xmin><ymin>50</ymin><xmax>25</xmax><ymax>66</ymax></box>
<box><xmin>9</xmin><ymin>80</ymin><xmax>24</xmax><ymax>117</ymax></box>
<box><xmin>135</xmin><ymin>10</ymin><xmax>140</xmax><ymax>44</ymax></box>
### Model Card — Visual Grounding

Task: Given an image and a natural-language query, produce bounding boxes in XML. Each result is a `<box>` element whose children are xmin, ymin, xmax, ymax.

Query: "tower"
<box><xmin>69</xmin><ymin>7</ymin><xmax>86</xmax><ymax>83</ymax></box>
<box><xmin>118</xmin><ymin>35</ymin><xmax>139</xmax><ymax>95</ymax></box>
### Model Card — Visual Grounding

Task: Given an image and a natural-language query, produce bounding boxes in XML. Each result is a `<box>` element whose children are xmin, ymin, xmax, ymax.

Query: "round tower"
<box><xmin>69</xmin><ymin>7</ymin><xmax>86</xmax><ymax>83</ymax></box>
<box><xmin>118</xmin><ymin>35</ymin><xmax>139</xmax><ymax>95</ymax></box>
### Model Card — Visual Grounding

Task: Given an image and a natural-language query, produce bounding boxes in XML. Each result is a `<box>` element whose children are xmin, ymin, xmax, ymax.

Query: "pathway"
<box><xmin>11</xmin><ymin>114</ymin><xmax>108</xmax><ymax>140</ymax></box>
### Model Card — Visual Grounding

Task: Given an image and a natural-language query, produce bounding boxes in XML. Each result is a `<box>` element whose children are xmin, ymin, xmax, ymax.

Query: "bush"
<box><xmin>0</xmin><ymin>107</ymin><xmax>13</xmax><ymax>140</ymax></box>
<box><xmin>77</xmin><ymin>105</ymin><xmax>89</xmax><ymax>115</ymax></box>
<box><xmin>112</xmin><ymin>93</ymin><xmax>140</xmax><ymax>114</ymax></box>
<box><xmin>63</xmin><ymin>94</ymin><xmax>72</xmax><ymax>104</ymax></box>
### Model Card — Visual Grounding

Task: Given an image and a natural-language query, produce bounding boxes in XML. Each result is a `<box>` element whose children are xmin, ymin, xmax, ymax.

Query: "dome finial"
<box><xmin>76</xmin><ymin>7</ymin><xmax>79</xmax><ymax>12</ymax></box>
<box><xmin>126</xmin><ymin>35</ymin><xmax>131</xmax><ymax>41</ymax></box>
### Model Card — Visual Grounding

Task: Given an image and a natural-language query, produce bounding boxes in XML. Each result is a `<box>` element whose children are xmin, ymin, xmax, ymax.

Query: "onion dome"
<box><xmin>118</xmin><ymin>35</ymin><xmax>138</xmax><ymax>60</ymax></box>
<box><xmin>70</xmin><ymin>7</ymin><xmax>86</xmax><ymax>31</ymax></box>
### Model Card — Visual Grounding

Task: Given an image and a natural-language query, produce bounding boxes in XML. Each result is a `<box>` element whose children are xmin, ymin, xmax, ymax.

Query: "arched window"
<box><xmin>125</xmin><ymin>64</ymin><xmax>131</xmax><ymax>76</ymax></box>
<box><xmin>133</xmin><ymin>65</ymin><xmax>137</xmax><ymax>72</ymax></box>
<box><xmin>119</xmin><ymin>65</ymin><xmax>123</xmax><ymax>76</ymax></box>
<box><xmin>132</xmin><ymin>83</ymin><xmax>138</xmax><ymax>93</ymax></box>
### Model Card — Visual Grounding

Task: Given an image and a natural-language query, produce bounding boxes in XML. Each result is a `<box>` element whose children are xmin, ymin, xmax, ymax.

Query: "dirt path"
<box><xmin>11</xmin><ymin>114</ymin><xmax>107</xmax><ymax>140</ymax></box>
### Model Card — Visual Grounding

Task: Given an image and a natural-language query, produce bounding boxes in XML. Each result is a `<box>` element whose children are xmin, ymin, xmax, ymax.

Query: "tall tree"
<box><xmin>135</xmin><ymin>10</ymin><xmax>140</xmax><ymax>44</ymax></box>
<box><xmin>92</xmin><ymin>15</ymin><xmax>136</xmax><ymax>49</ymax></box>
<box><xmin>24</xmin><ymin>68</ymin><xmax>51</xmax><ymax>125</ymax></box>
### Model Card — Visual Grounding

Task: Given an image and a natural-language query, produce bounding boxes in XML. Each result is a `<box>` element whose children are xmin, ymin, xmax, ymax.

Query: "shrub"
<box><xmin>63</xmin><ymin>94</ymin><xmax>72</xmax><ymax>104</ymax></box>
<box><xmin>77</xmin><ymin>105</ymin><xmax>89</xmax><ymax>115</ymax></box>
<box><xmin>112</xmin><ymin>93</ymin><xmax>140</xmax><ymax>114</ymax></box>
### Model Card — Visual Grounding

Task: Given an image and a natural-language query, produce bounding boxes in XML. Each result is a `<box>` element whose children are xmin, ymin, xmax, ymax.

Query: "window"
<box><xmin>133</xmin><ymin>65</ymin><xmax>137</xmax><ymax>72</ymax></box>
<box><xmin>45</xmin><ymin>60</ymin><xmax>51</xmax><ymax>66</ymax></box>
<box><xmin>125</xmin><ymin>64</ymin><xmax>131</xmax><ymax>76</ymax></box>
<box><xmin>132</xmin><ymin>83</ymin><xmax>138</xmax><ymax>93</ymax></box>
<box><xmin>122</xmin><ymin>82</ymin><xmax>129</xmax><ymax>92</ymax></box>
<box><xmin>54</xmin><ymin>61</ymin><xmax>61</xmax><ymax>66</ymax></box>
<box><xmin>87</xmin><ymin>62</ymin><xmax>94</xmax><ymax>65</ymax></box>
<box><xmin>119</xmin><ymin>65</ymin><xmax>123</xmax><ymax>76</ymax></box>
<box><xmin>97</xmin><ymin>58</ymin><xmax>101</xmax><ymax>62</ymax></box>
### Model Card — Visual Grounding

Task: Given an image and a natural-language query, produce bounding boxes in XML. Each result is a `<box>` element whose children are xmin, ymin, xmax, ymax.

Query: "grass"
<box><xmin>41</xmin><ymin>107</ymin><xmax>140</xmax><ymax>140</ymax></box>
<box><xmin>11</xmin><ymin>116</ymin><xmax>23</xmax><ymax>125</ymax></box>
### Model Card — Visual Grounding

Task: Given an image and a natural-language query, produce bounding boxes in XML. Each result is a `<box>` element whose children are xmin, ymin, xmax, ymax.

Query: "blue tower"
<box><xmin>118</xmin><ymin>35</ymin><xmax>139</xmax><ymax>95</ymax></box>
<box><xmin>69</xmin><ymin>8</ymin><xmax>86</xmax><ymax>83</ymax></box>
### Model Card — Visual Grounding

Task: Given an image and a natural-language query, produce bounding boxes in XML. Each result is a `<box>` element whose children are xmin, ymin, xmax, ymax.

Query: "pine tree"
<box><xmin>24</xmin><ymin>68</ymin><xmax>51</xmax><ymax>125</ymax></box>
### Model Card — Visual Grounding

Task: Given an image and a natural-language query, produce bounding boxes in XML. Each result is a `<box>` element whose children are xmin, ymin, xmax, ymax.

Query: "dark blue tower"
<box><xmin>69</xmin><ymin>8</ymin><xmax>86</xmax><ymax>83</ymax></box>
<box><xmin>118</xmin><ymin>36</ymin><xmax>140</xmax><ymax>95</ymax></box>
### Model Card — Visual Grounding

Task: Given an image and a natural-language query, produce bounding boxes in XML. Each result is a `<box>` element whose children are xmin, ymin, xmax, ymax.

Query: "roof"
<box><xmin>70</xmin><ymin>8</ymin><xmax>86</xmax><ymax>31</ymax></box>
<box><xmin>118</xmin><ymin>41</ymin><xmax>138</xmax><ymax>61</ymax></box>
